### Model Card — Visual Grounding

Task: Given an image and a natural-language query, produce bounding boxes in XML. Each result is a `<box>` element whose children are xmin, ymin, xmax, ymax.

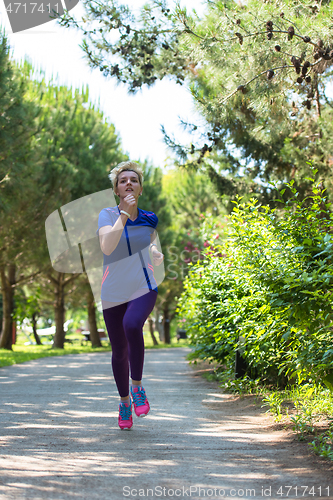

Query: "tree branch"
<box><xmin>64</xmin><ymin>273</ymin><xmax>81</xmax><ymax>287</ymax></box>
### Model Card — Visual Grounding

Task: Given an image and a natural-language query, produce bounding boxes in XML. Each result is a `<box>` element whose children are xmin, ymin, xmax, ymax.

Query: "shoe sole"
<box><xmin>135</xmin><ymin>410</ymin><xmax>150</xmax><ymax>417</ymax></box>
<box><xmin>131</xmin><ymin>390</ymin><xmax>150</xmax><ymax>418</ymax></box>
<box><xmin>132</xmin><ymin>402</ymin><xmax>150</xmax><ymax>418</ymax></box>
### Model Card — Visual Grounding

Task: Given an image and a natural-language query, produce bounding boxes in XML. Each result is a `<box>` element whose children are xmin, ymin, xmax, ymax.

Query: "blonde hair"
<box><xmin>109</xmin><ymin>161</ymin><xmax>144</xmax><ymax>190</ymax></box>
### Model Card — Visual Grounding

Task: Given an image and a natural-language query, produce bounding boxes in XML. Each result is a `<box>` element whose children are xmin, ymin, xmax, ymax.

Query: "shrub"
<box><xmin>177</xmin><ymin>172</ymin><xmax>333</xmax><ymax>386</ymax></box>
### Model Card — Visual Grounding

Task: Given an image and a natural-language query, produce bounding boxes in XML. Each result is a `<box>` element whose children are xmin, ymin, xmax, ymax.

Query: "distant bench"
<box><xmin>81</xmin><ymin>329</ymin><xmax>109</xmax><ymax>344</ymax></box>
<box><xmin>176</xmin><ymin>329</ymin><xmax>187</xmax><ymax>342</ymax></box>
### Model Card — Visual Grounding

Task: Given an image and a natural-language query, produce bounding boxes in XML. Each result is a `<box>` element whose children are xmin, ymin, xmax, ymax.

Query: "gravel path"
<box><xmin>0</xmin><ymin>348</ymin><xmax>332</xmax><ymax>500</ymax></box>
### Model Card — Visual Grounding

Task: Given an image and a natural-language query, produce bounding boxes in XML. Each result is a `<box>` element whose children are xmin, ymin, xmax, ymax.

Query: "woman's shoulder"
<box><xmin>99</xmin><ymin>206</ymin><xmax>119</xmax><ymax>216</ymax></box>
<box><xmin>98</xmin><ymin>206</ymin><xmax>119</xmax><ymax>227</ymax></box>
<box><xmin>101</xmin><ymin>205</ymin><xmax>119</xmax><ymax>213</ymax></box>
<box><xmin>139</xmin><ymin>207</ymin><xmax>156</xmax><ymax>217</ymax></box>
<box><xmin>138</xmin><ymin>208</ymin><xmax>158</xmax><ymax>227</ymax></box>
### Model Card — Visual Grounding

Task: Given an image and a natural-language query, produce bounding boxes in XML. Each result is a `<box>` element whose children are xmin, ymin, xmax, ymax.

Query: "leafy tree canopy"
<box><xmin>58</xmin><ymin>0</ymin><xmax>333</xmax><ymax>202</ymax></box>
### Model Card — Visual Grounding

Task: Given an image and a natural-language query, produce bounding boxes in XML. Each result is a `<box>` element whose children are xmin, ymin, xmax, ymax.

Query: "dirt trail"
<box><xmin>0</xmin><ymin>347</ymin><xmax>332</xmax><ymax>500</ymax></box>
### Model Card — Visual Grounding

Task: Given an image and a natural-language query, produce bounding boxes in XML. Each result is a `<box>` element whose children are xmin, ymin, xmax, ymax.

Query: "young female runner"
<box><xmin>98</xmin><ymin>161</ymin><xmax>164</xmax><ymax>429</ymax></box>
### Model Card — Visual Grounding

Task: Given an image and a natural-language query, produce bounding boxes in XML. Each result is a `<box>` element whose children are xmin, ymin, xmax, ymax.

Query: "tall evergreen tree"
<box><xmin>0</xmin><ymin>55</ymin><xmax>126</xmax><ymax>349</ymax></box>
<box><xmin>28</xmin><ymin>78</ymin><xmax>126</xmax><ymax>348</ymax></box>
<box><xmin>58</xmin><ymin>0</ymin><xmax>333</xmax><ymax>201</ymax></box>
<box><xmin>0</xmin><ymin>36</ymin><xmax>42</xmax><ymax>350</ymax></box>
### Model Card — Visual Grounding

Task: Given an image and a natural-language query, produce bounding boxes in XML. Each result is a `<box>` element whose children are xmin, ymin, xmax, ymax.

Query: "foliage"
<box><xmin>13</xmin><ymin>287</ymin><xmax>42</xmax><ymax>324</ymax></box>
<box><xmin>162</xmin><ymin>168</ymin><xmax>226</xmax><ymax>267</ymax></box>
<box><xmin>153</xmin><ymin>169</ymin><xmax>226</xmax><ymax>341</ymax></box>
<box><xmin>265</xmin><ymin>383</ymin><xmax>333</xmax><ymax>455</ymax></box>
<box><xmin>171</xmin><ymin>0</ymin><xmax>333</xmax><ymax>200</ymax></box>
<box><xmin>57</xmin><ymin>0</ymin><xmax>188</xmax><ymax>90</ymax></box>
<box><xmin>0</xmin><ymin>39</ymin><xmax>45</xmax><ymax>349</ymax></box>
<box><xmin>57</xmin><ymin>0</ymin><xmax>333</xmax><ymax>202</ymax></box>
<box><xmin>189</xmin><ymin>346</ymin><xmax>333</xmax><ymax>460</ymax></box>
<box><xmin>0</xmin><ymin>46</ymin><xmax>127</xmax><ymax>349</ymax></box>
<box><xmin>309</xmin><ymin>427</ymin><xmax>333</xmax><ymax>459</ymax></box>
<box><xmin>0</xmin><ymin>34</ymin><xmax>37</xmax><ymax>193</ymax></box>
<box><xmin>177</xmin><ymin>170</ymin><xmax>333</xmax><ymax>386</ymax></box>
<box><xmin>23</xmin><ymin>68</ymin><xmax>126</xmax><ymax>205</ymax></box>
<box><xmin>262</xmin><ymin>392</ymin><xmax>284</xmax><ymax>422</ymax></box>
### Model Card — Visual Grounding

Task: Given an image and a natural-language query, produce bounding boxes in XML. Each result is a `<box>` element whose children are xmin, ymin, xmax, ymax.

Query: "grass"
<box><xmin>0</xmin><ymin>329</ymin><xmax>190</xmax><ymax>368</ymax></box>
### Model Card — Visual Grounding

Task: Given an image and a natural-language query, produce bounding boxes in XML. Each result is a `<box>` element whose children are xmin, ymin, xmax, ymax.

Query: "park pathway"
<box><xmin>0</xmin><ymin>348</ymin><xmax>332</xmax><ymax>500</ymax></box>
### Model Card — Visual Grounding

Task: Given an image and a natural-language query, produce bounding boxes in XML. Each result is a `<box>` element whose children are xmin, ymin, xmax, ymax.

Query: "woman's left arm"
<box><xmin>150</xmin><ymin>231</ymin><xmax>164</xmax><ymax>266</ymax></box>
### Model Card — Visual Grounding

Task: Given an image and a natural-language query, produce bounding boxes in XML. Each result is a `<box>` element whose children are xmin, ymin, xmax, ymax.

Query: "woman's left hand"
<box><xmin>151</xmin><ymin>248</ymin><xmax>164</xmax><ymax>266</ymax></box>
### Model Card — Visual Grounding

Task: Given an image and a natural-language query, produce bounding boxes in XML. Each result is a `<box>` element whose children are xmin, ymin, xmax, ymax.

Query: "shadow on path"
<box><xmin>0</xmin><ymin>348</ymin><xmax>332</xmax><ymax>499</ymax></box>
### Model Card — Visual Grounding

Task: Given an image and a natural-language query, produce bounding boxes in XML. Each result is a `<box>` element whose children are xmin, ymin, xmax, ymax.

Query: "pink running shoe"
<box><xmin>118</xmin><ymin>400</ymin><xmax>133</xmax><ymax>430</ymax></box>
<box><xmin>130</xmin><ymin>386</ymin><xmax>150</xmax><ymax>417</ymax></box>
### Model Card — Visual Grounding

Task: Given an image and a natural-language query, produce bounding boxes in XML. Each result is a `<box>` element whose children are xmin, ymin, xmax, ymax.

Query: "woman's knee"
<box><xmin>112</xmin><ymin>347</ymin><xmax>128</xmax><ymax>364</ymax></box>
<box><xmin>123</xmin><ymin>320</ymin><xmax>142</xmax><ymax>342</ymax></box>
<box><xmin>110</xmin><ymin>337</ymin><xmax>128</xmax><ymax>361</ymax></box>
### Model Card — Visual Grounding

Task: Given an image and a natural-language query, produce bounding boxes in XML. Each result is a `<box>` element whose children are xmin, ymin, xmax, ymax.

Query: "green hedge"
<box><xmin>177</xmin><ymin>173</ymin><xmax>333</xmax><ymax>386</ymax></box>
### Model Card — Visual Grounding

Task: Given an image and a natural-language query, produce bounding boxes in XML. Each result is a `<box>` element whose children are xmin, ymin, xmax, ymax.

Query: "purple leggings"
<box><xmin>102</xmin><ymin>290</ymin><xmax>157</xmax><ymax>397</ymax></box>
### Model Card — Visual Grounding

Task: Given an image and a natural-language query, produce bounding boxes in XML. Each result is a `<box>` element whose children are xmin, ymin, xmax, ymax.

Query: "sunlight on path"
<box><xmin>0</xmin><ymin>349</ymin><xmax>331</xmax><ymax>499</ymax></box>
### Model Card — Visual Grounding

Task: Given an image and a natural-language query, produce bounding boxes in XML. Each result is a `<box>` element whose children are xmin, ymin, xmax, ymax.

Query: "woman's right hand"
<box><xmin>123</xmin><ymin>194</ymin><xmax>136</xmax><ymax>216</ymax></box>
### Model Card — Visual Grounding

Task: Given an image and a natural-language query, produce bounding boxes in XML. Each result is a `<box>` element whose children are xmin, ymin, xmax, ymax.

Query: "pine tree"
<box><xmin>57</xmin><ymin>0</ymin><xmax>333</xmax><ymax>200</ymax></box>
<box><xmin>0</xmin><ymin>36</ymin><xmax>41</xmax><ymax>350</ymax></box>
<box><xmin>28</xmin><ymin>79</ymin><xmax>126</xmax><ymax>349</ymax></box>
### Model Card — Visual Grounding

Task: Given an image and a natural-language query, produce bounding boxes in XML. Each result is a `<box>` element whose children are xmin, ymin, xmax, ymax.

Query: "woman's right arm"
<box><xmin>99</xmin><ymin>212</ymin><xmax>129</xmax><ymax>256</ymax></box>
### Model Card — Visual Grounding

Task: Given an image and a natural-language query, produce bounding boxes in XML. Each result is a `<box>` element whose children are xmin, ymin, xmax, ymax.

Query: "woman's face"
<box><xmin>116</xmin><ymin>170</ymin><xmax>142</xmax><ymax>200</ymax></box>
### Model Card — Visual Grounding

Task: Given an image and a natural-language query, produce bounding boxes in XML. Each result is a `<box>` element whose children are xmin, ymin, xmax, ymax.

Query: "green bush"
<box><xmin>177</xmin><ymin>172</ymin><xmax>333</xmax><ymax>386</ymax></box>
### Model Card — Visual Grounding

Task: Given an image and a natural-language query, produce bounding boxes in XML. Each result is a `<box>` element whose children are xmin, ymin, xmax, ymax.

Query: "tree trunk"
<box><xmin>50</xmin><ymin>272</ymin><xmax>79</xmax><ymax>349</ymax></box>
<box><xmin>155</xmin><ymin>307</ymin><xmax>164</xmax><ymax>342</ymax></box>
<box><xmin>87</xmin><ymin>287</ymin><xmax>101</xmax><ymax>347</ymax></box>
<box><xmin>148</xmin><ymin>316</ymin><xmax>158</xmax><ymax>346</ymax></box>
<box><xmin>0</xmin><ymin>264</ymin><xmax>16</xmax><ymax>350</ymax></box>
<box><xmin>32</xmin><ymin>312</ymin><xmax>42</xmax><ymax>345</ymax></box>
<box><xmin>0</xmin><ymin>294</ymin><xmax>2</xmax><ymax>337</ymax></box>
<box><xmin>163</xmin><ymin>304</ymin><xmax>171</xmax><ymax>344</ymax></box>
<box><xmin>53</xmin><ymin>273</ymin><xmax>66</xmax><ymax>349</ymax></box>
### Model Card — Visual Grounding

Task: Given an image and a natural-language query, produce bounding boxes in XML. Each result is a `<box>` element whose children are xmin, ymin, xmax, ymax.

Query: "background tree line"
<box><xmin>59</xmin><ymin>0</ymin><xmax>333</xmax><ymax>204</ymax></box>
<box><xmin>56</xmin><ymin>0</ymin><xmax>333</xmax><ymax>380</ymax></box>
<box><xmin>0</xmin><ymin>28</ymin><xmax>220</xmax><ymax>350</ymax></box>
<box><xmin>2</xmin><ymin>0</ymin><xmax>333</xmax><ymax>363</ymax></box>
